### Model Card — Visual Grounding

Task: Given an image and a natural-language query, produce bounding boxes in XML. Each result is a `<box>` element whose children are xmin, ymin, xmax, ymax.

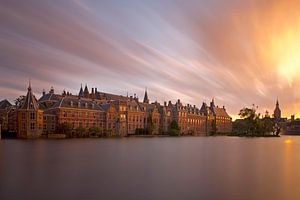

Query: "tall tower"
<box><xmin>17</xmin><ymin>81</ymin><xmax>43</xmax><ymax>138</ymax></box>
<box><xmin>143</xmin><ymin>88</ymin><xmax>149</xmax><ymax>104</ymax></box>
<box><xmin>274</xmin><ymin>99</ymin><xmax>281</xmax><ymax>120</ymax></box>
<box><xmin>79</xmin><ymin>84</ymin><xmax>84</xmax><ymax>97</ymax></box>
<box><xmin>83</xmin><ymin>84</ymin><xmax>89</xmax><ymax>98</ymax></box>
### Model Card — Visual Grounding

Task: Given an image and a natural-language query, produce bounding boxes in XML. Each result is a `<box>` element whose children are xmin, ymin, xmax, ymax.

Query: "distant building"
<box><xmin>2</xmin><ymin>82</ymin><xmax>233</xmax><ymax>138</ymax></box>
<box><xmin>274</xmin><ymin>99</ymin><xmax>281</xmax><ymax>120</ymax></box>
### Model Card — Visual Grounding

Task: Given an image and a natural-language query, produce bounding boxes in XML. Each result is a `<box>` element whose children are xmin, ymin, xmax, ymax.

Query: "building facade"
<box><xmin>2</xmin><ymin>82</ymin><xmax>232</xmax><ymax>138</ymax></box>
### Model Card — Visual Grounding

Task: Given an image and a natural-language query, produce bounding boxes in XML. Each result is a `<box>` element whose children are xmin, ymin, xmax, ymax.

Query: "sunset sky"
<box><xmin>1</xmin><ymin>0</ymin><xmax>300</xmax><ymax>119</ymax></box>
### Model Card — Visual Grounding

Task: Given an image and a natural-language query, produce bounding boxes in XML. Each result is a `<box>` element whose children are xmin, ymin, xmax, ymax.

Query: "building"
<box><xmin>17</xmin><ymin>83</ymin><xmax>44</xmax><ymax>138</ymax></box>
<box><xmin>274</xmin><ymin>99</ymin><xmax>281</xmax><ymax>120</ymax></box>
<box><xmin>3</xmin><ymin>82</ymin><xmax>232</xmax><ymax>138</ymax></box>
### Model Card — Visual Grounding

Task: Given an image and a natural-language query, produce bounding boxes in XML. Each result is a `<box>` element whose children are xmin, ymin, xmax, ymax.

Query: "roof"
<box><xmin>38</xmin><ymin>93</ymin><xmax>61</xmax><ymax>102</ymax></box>
<box><xmin>0</xmin><ymin>99</ymin><xmax>12</xmax><ymax>109</ymax></box>
<box><xmin>20</xmin><ymin>86</ymin><xmax>39</xmax><ymax>110</ymax></box>
<box><xmin>50</xmin><ymin>96</ymin><xmax>104</xmax><ymax>111</ymax></box>
<box><xmin>212</xmin><ymin>107</ymin><xmax>231</xmax><ymax>118</ymax></box>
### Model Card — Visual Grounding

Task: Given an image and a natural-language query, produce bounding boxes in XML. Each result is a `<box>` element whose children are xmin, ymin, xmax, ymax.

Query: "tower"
<box><xmin>83</xmin><ymin>84</ymin><xmax>89</xmax><ymax>98</ymax></box>
<box><xmin>143</xmin><ymin>88</ymin><xmax>149</xmax><ymax>104</ymax></box>
<box><xmin>274</xmin><ymin>99</ymin><xmax>281</xmax><ymax>120</ymax></box>
<box><xmin>17</xmin><ymin>81</ymin><xmax>43</xmax><ymax>138</ymax></box>
<box><xmin>79</xmin><ymin>84</ymin><xmax>84</xmax><ymax>97</ymax></box>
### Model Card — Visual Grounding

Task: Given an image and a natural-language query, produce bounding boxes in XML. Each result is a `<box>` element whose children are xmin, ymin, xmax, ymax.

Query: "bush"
<box><xmin>169</xmin><ymin>120</ymin><xmax>180</xmax><ymax>136</ymax></box>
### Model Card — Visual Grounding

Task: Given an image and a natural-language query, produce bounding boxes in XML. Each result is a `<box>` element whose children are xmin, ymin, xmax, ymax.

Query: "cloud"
<box><xmin>1</xmin><ymin>0</ymin><xmax>300</xmax><ymax>118</ymax></box>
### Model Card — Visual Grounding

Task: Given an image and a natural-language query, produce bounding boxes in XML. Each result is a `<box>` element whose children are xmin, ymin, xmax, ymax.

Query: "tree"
<box><xmin>146</xmin><ymin>116</ymin><xmax>154</xmax><ymax>135</ymax></box>
<box><xmin>88</xmin><ymin>126</ymin><xmax>102</xmax><ymax>137</ymax></box>
<box><xmin>75</xmin><ymin>126</ymin><xmax>87</xmax><ymax>137</ymax></box>
<box><xmin>14</xmin><ymin>95</ymin><xmax>25</xmax><ymax>107</ymax></box>
<box><xmin>169</xmin><ymin>120</ymin><xmax>180</xmax><ymax>136</ymax></box>
<box><xmin>235</xmin><ymin>105</ymin><xmax>275</xmax><ymax>136</ymax></box>
<box><xmin>210</xmin><ymin>119</ymin><xmax>218</xmax><ymax>135</ymax></box>
<box><xmin>55</xmin><ymin>123</ymin><xmax>72</xmax><ymax>137</ymax></box>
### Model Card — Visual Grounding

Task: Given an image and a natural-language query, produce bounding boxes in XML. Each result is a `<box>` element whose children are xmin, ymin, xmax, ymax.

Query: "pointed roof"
<box><xmin>0</xmin><ymin>99</ymin><xmax>12</xmax><ymax>109</ymax></box>
<box><xmin>20</xmin><ymin>81</ymin><xmax>39</xmax><ymax>110</ymax></box>
<box><xmin>143</xmin><ymin>88</ymin><xmax>149</xmax><ymax>104</ymax></box>
<box><xmin>79</xmin><ymin>84</ymin><xmax>84</xmax><ymax>97</ymax></box>
<box><xmin>83</xmin><ymin>84</ymin><xmax>89</xmax><ymax>97</ymax></box>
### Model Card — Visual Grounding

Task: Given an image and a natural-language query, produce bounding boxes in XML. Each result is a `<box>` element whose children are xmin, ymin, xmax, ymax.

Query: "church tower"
<box><xmin>17</xmin><ymin>81</ymin><xmax>44</xmax><ymax>138</ymax></box>
<box><xmin>143</xmin><ymin>88</ymin><xmax>149</xmax><ymax>104</ymax></box>
<box><xmin>274</xmin><ymin>99</ymin><xmax>281</xmax><ymax>120</ymax></box>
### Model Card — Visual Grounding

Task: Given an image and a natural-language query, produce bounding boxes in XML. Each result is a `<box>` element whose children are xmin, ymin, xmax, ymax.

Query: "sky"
<box><xmin>1</xmin><ymin>0</ymin><xmax>300</xmax><ymax>119</ymax></box>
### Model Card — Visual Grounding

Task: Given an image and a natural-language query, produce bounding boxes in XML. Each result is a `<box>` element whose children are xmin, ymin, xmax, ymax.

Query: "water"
<box><xmin>1</xmin><ymin>136</ymin><xmax>300</xmax><ymax>200</ymax></box>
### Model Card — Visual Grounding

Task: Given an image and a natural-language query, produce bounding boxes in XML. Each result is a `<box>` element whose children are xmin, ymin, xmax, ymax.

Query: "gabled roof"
<box><xmin>0</xmin><ymin>99</ymin><xmax>12</xmax><ymax>109</ymax></box>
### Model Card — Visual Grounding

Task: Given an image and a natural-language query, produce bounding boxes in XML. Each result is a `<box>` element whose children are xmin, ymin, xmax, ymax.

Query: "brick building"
<box><xmin>2</xmin><ymin>83</ymin><xmax>232</xmax><ymax>138</ymax></box>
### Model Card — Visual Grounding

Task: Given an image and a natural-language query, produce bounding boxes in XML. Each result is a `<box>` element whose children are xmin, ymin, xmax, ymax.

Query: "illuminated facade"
<box><xmin>2</xmin><ymin>83</ymin><xmax>232</xmax><ymax>138</ymax></box>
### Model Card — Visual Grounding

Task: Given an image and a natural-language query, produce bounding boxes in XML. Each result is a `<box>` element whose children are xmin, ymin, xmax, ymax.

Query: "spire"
<box><xmin>143</xmin><ymin>87</ymin><xmax>149</xmax><ymax>104</ymax></box>
<box><xmin>83</xmin><ymin>84</ymin><xmax>89</xmax><ymax>98</ymax></box>
<box><xmin>28</xmin><ymin>78</ymin><xmax>31</xmax><ymax>91</ymax></box>
<box><xmin>20</xmin><ymin>80</ymin><xmax>39</xmax><ymax>110</ymax></box>
<box><xmin>274</xmin><ymin>98</ymin><xmax>281</xmax><ymax>119</ymax></box>
<box><xmin>210</xmin><ymin>98</ymin><xmax>215</xmax><ymax>108</ymax></box>
<box><xmin>79</xmin><ymin>83</ymin><xmax>84</xmax><ymax>97</ymax></box>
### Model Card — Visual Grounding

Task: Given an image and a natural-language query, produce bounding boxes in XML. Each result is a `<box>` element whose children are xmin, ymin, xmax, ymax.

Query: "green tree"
<box><xmin>88</xmin><ymin>126</ymin><xmax>102</xmax><ymax>137</ymax></box>
<box><xmin>55</xmin><ymin>123</ymin><xmax>72</xmax><ymax>137</ymax></box>
<box><xmin>169</xmin><ymin>120</ymin><xmax>180</xmax><ymax>136</ymax></box>
<box><xmin>146</xmin><ymin>116</ymin><xmax>154</xmax><ymax>135</ymax></box>
<box><xmin>75</xmin><ymin>126</ymin><xmax>87</xmax><ymax>137</ymax></box>
<box><xmin>235</xmin><ymin>105</ymin><xmax>275</xmax><ymax>136</ymax></box>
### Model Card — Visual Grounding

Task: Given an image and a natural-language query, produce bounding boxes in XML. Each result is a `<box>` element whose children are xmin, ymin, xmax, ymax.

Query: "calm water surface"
<box><xmin>1</xmin><ymin>136</ymin><xmax>300</xmax><ymax>200</ymax></box>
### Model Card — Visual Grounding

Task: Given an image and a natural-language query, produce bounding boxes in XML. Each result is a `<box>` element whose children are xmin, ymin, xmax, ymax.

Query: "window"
<box><xmin>22</xmin><ymin>113</ymin><xmax>26</xmax><ymax>120</ymax></box>
<box><xmin>30</xmin><ymin>112</ymin><xmax>35</xmax><ymax>120</ymax></box>
<box><xmin>30</xmin><ymin>123</ymin><xmax>35</xmax><ymax>130</ymax></box>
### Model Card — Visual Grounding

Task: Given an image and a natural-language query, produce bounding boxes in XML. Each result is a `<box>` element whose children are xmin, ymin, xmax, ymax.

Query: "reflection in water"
<box><xmin>1</xmin><ymin>137</ymin><xmax>300</xmax><ymax>200</ymax></box>
<box><xmin>284</xmin><ymin>139</ymin><xmax>292</xmax><ymax>144</ymax></box>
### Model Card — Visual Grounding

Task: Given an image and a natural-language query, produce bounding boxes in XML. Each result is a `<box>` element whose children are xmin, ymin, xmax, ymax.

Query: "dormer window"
<box><xmin>85</xmin><ymin>102</ymin><xmax>88</xmax><ymax>108</ymax></box>
<box><xmin>70</xmin><ymin>101</ymin><xmax>73</xmax><ymax>107</ymax></box>
<box><xmin>78</xmin><ymin>102</ymin><xmax>81</xmax><ymax>108</ymax></box>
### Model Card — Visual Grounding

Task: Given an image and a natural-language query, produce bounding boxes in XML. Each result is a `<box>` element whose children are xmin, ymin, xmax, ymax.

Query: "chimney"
<box><xmin>92</xmin><ymin>88</ymin><xmax>94</xmax><ymax>94</ymax></box>
<box><xmin>164</xmin><ymin>101</ymin><xmax>167</xmax><ymax>106</ymax></box>
<box><xmin>291</xmin><ymin>115</ymin><xmax>295</xmax><ymax>121</ymax></box>
<box><xmin>42</xmin><ymin>89</ymin><xmax>46</xmax><ymax>96</ymax></box>
<box><xmin>95</xmin><ymin>88</ymin><xmax>98</xmax><ymax>93</ymax></box>
<box><xmin>177</xmin><ymin>99</ymin><xmax>180</xmax><ymax>103</ymax></box>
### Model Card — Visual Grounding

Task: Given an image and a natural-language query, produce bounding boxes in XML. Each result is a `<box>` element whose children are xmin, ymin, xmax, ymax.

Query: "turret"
<box><xmin>274</xmin><ymin>99</ymin><xmax>281</xmax><ymax>120</ymax></box>
<box><xmin>83</xmin><ymin>84</ymin><xmax>89</xmax><ymax>98</ymax></box>
<box><xmin>79</xmin><ymin>84</ymin><xmax>84</xmax><ymax>97</ymax></box>
<box><xmin>143</xmin><ymin>88</ymin><xmax>149</xmax><ymax>104</ymax></box>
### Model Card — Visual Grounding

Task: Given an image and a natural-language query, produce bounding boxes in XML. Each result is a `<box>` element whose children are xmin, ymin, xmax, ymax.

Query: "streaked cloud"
<box><xmin>1</xmin><ymin>0</ymin><xmax>300</xmax><ymax>118</ymax></box>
